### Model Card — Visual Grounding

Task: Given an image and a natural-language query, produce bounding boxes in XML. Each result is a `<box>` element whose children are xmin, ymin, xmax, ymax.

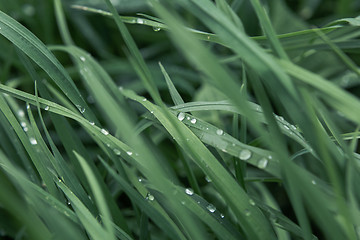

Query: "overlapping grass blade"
<box><xmin>0</xmin><ymin>10</ymin><xmax>96</xmax><ymax>122</ymax></box>
<box><xmin>74</xmin><ymin>152</ymin><xmax>116</xmax><ymax>240</ymax></box>
<box><xmin>121</xmin><ymin>87</ymin><xmax>276</xmax><ymax>239</ymax></box>
<box><xmin>159</xmin><ymin>62</ymin><xmax>184</xmax><ymax>106</ymax></box>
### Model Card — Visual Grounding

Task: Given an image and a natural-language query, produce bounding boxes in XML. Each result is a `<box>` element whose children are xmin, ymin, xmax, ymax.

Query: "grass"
<box><xmin>0</xmin><ymin>0</ymin><xmax>360</xmax><ymax>239</ymax></box>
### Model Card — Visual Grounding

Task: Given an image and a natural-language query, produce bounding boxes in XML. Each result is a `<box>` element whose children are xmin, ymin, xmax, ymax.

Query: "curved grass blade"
<box><xmin>0</xmin><ymin>95</ymin><xmax>61</xmax><ymax>199</ymax></box>
<box><xmin>100</xmin><ymin>158</ymin><xmax>187</xmax><ymax>240</ymax></box>
<box><xmin>147</xmin><ymin>184</ymin><xmax>243</xmax><ymax>240</ymax></box>
<box><xmin>74</xmin><ymin>152</ymin><xmax>116</xmax><ymax>240</ymax></box>
<box><xmin>159</xmin><ymin>62</ymin><xmax>184</xmax><ymax>106</ymax></box>
<box><xmin>172</xmin><ymin>100</ymin><xmax>310</xmax><ymax>151</ymax></box>
<box><xmin>0</xmin><ymin>10</ymin><xmax>96</xmax><ymax>122</ymax></box>
<box><xmin>121</xmin><ymin>87</ymin><xmax>276</xmax><ymax>240</ymax></box>
<box><xmin>57</xmin><ymin>180</ymin><xmax>117</xmax><ymax>240</ymax></box>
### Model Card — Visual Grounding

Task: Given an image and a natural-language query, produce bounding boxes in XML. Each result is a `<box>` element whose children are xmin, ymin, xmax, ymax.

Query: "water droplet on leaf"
<box><xmin>216</xmin><ymin>129</ymin><xmax>224</xmax><ymax>136</ymax></box>
<box><xmin>207</xmin><ymin>204</ymin><xmax>216</xmax><ymax>213</ymax></box>
<box><xmin>146</xmin><ymin>193</ymin><xmax>154</xmax><ymax>201</ymax></box>
<box><xmin>185</xmin><ymin>188</ymin><xmax>194</xmax><ymax>195</ymax></box>
<box><xmin>258</xmin><ymin>158</ymin><xmax>268</xmax><ymax>169</ymax></box>
<box><xmin>29</xmin><ymin>137</ymin><xmax>37</xmax><ymax>145</ymax></box>
<box><xmin>17</xmin><ymin>110</ymin><xmax>25</xmax><ymax>117</ymax></box>
<box><xmin>177</xmin><ymin>112</ymin><xmax>185</xmax><ymax>121</ymax></box>
<box><xmin>101</xmin><ymin>129</ymin><xmax>109</xmax><ymax>135</ymax></box>
<box><xmin>153</xmin><ymin>27</ymin><xmax>161</xmax><ymax>32</ymax></box>
<box><xmin>113</xmin><ymin>149</ymin><xmax>121</xmax><ymax>155</ymax></box>
<box><xmin>44</xmin><ymin>106</ymin><xmax>49</xmax><ymax>111</ymax></box>
<box><xmin>190</xmin><ymin>118</ymin><xmax>197</xmax><ymax>124</ymax></box>
<box><xmin>239</xmin><ymin>149</ymin><xmax>252</xmax><ymax>160</ymax></box>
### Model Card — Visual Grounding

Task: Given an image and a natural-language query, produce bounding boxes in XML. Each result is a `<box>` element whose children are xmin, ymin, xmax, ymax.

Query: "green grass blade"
<box><xmin>121</xmin><ymin>87</ymin><xmax>276</xmax><ymax>240</ymax></box>
<box><xmin>0</xmin><ymin>10</ymin><xmax>96</xmax><ymax>122</ymax></box>
<box><xmin>74</xmin><ymin>152</ymin><xmax>116</xmax><ymax>240</ymax></box>
<box><xmin>159</xmin><ymin>62</ymin><xmax>185</xmax><ymax>106</ymax></box>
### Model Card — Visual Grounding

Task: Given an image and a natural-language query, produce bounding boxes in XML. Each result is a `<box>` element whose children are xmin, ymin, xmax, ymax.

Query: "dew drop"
<box><xmin>190</xmin><ymin>118</ymin><xmax>197</xmax><ymax>124</ymax></box>
<box><xmin>239</xmin><ymin>149</ymin><xmax>252</xmax><ymax>160</ymax></box>
<box><xmin>220</xmin><ymin>213</ymin><xmax>225</xmax><ymax>218</ymax></box>
<box><xmin>258</xmin><ymin>158</ymin><xmax>268</xmax><ymax>169</ymax></box>
<box><xmin>136</xmin><ymin>18</ymin><xmax>144</xmax><ymax>24</ymax></box>
<box><xmin>113</xmin><ymin>149</ymin><xmax>121</xmax><ymax>155</ymax></box>
<box><xmin>0</xmin><ymin>27</ymin><xmax>2</xmax><ymax>30</ymax></box>
<box><xmin>146</xmin><ymin>193</ymin><xmax>154</xmax><ymax>201</ymax></box>
<box><xmin>186</xmin><ymin>116</ymin><xmax>190</xmax><ymax>120</ymax></box>
<box><xmin>101</xmin><ymin>129</ymin><xmax>109</xmax><ymax>135</ymax></box>
<box><xmin>207</xmin><ymin>204</ymin><xmax>216</xmax><ymax>213</ymax></box>
<box><xmin>290</xmin><ymin>125</ymin><xmax>297</xmax><ymax>130</ymax></box>
<box><xmin>118</xmin><ymin>86</ymin><xmax>123</xmax><ymax>91</ymax></box>
<box><xmin>76</xmin><ymin>105</ymin><xmax>85</xmax><ymax>114</ymax></box>
<box><xmin>177</xmin><ymin>112</ymin><xmax>185</xmax><ymax>121</ymax></box>
<box><xmin>216</xmin><ymin>129</ymin><xmax>224</xmax><ymax>136</ymax></box>
<box><xmin>23</xmin><ymin>127</ymin><xmax>28</xmax><ymax>132</ymax></box>
<box><xmin>138</xmin><ymin>178</ymin><xmax>142</xmax><ymax>182</ymax></box>
<box><xmin>205</xmin><ymin>176</ymin><xmax>212</xmax><ymax>182</ymax></box>
<box><xmin>153</xmin><ymin>27</ymin><xmax>161</xmax><ymax>32</ymax></box>
<box><xmin>185</xmin><ymin>188</ymin><xmax>194</xmax><ymax>196</ymax></box>
<box><xmin>181</xmin><ymin>201</ymin><xmax>186</xmax><ymax>205</ymax></box>
<box><xmin>311</xmin><ymin>180</ymin><xmax>316</xmax><ymax>185</ymax></box>
<box><xmin>89</xmin><ymin>121</ymin><xmax>95</xmax><ymax>126</ymax></box>
<box><xmin>126</xmin><ymin>151</ymin><xmax>133</xmax><ymax>156</ymax></box>
<box><xmin>44</xmin><ymin>106</ymin><xmax>50</xmax><ymax>111</ymax></box>
<box><xmin>283</xmin><ymin>125</ymin><xmax>290</xmax><ymax>130</ymax></box>
<box><xmin>244</xmin><ymin>209</ymin><xmax>251</xmax><ymax>216</ymax></box>
<box><xmin>249</xmin><ymin>199</ymin><xmax>256</xmax><ymax>206</ymax></box>
<box><xmin>29</xmin><ymin>137</ymin><xmax>37</xmax><ymax>145</ymax></box>
<box><xmin>79</xmin><ymin>56</ymin><xmax>86</xmax><ymax>62</ymax></box>
<box><xmin>142</xmin><ymin>98</ymin><xmax>147</xmax><ymax>102</ymax></box>
<box><xmin>17</xmin><ymin>110</ymin><xmax>25</xmax><ymax>117</ymax></box>
<box><xmin>20</xmin><ymin>122</ymin><xmax>27</xmax><ymax>128</ymax></box>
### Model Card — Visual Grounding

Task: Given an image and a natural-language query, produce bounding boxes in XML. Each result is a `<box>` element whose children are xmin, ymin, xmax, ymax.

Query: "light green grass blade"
<box><xmin>121</xmin><ymin>87</ymin><xmax>276</xmax><ymax>240</ymax></box>
<box><xmin>159</xmin><ymin>62</ymin><xmax>184</xmax><ymax>106</ymax></box>
<box><xmin>279</xmin><ymin>59</ymin><xmax>360</xmax><ymax>124</ymax></box>
<box><xmin>102</xmin><ymin>0</ymin><xmax>162</xmax><ymax>105</ymax></box>
<box><xmin>74</xmin><ymin>152</ymin><xmax>116</xmax><ymax>240</ymax></box>
<box><xmin>57</xmin><ymin>180</ymin><xmax>116</xmax><ymax>240</ymax></box>
<box><xmin>249</xmin><ymin>0</ymin><xmax>289</xmax><ymax>60</ymax></box>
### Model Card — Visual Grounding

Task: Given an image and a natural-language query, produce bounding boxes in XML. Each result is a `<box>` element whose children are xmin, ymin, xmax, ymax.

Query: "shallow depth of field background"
<box><xmin>1</xmin><ymin>0</ymin><xmax>360</xmax><ymax>239</ymax></box>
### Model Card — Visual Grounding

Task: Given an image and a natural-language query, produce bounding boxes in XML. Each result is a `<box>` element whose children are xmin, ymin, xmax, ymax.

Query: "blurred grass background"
<box><xmin>0</xmin><ymin>0</ymin><xmax>360</xmax><ymax>239</ymax></box>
